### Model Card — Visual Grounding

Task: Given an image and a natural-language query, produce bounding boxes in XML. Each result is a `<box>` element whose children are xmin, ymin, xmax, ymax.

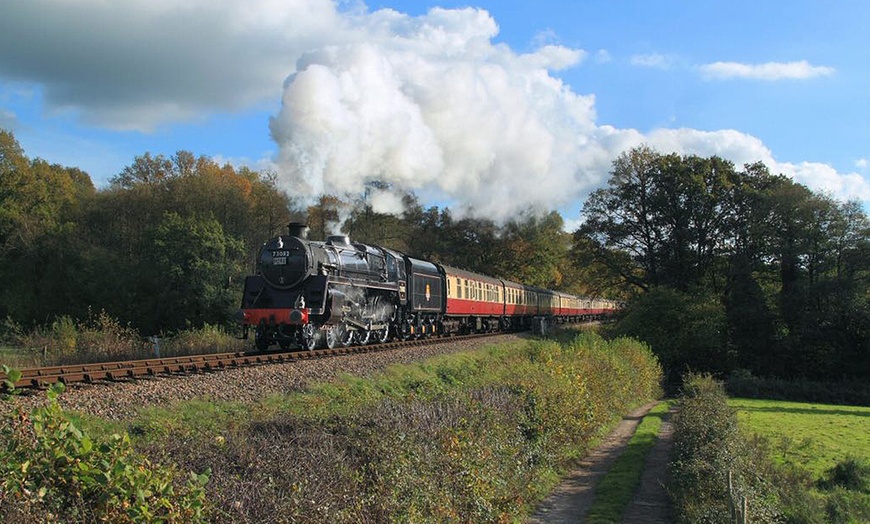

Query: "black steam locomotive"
<box><xmin>238</xmin><ymin>223</ymin><xmax>442</xmax><ymax>350</ymax></box>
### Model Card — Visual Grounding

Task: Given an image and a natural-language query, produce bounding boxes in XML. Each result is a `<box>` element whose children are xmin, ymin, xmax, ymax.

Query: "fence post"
<box><xmin>728</xmin><ymin>470</ymin><xmax>736</xmax><ymax>523</ymax></box>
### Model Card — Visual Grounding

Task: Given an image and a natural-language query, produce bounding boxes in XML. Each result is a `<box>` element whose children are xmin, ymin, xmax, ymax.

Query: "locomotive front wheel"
<box><xmin>255</xmin><ymin>323</ymin><xmax>270</xmax><ymax>351</ymax></box>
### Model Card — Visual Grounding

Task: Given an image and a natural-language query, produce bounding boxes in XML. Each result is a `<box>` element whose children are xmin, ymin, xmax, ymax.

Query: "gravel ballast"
<box><xmin>4</xmin><ymin>334</ymin><xmax>527</xmax><ymax>420</ymax></box>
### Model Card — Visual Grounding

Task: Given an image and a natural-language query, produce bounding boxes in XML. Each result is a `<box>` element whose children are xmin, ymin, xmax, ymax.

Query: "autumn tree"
<box><xmin>497</xmin><ymin>212</ymin><xmax>569</xmax><ymax>288</ymax></box>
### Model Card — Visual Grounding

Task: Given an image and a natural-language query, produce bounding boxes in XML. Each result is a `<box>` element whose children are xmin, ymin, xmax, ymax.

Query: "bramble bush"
<box><xmin>0</xmin><ymin>381</ymin><xmax>210</xmax><ymax>523</ymax></box>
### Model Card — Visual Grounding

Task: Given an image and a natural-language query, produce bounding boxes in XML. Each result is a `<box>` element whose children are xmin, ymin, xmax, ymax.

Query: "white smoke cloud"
<box><xmin>271</xmin><ymin>7</ymin><xmax>607</xmax><ymax>222</ymax></box>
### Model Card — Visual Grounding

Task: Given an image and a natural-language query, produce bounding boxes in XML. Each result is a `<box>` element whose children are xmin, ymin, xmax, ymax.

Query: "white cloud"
<box><xmin>595</xmin><ymin>50</ymin><xmax>612</xmax><ymax>63</ymax></box>
<box><xmin>699</xmin><ymin>60</ymin><xmax>835</xmax><ymax>80</ymax></box>
<box><xmin>856</xmin><ymin>158</ymin><xmax>869</xmax><ymax>170</ymax></box>
<box><xmin>630</xmin><ymin>53</ymin><xmax>672</xmax><ymax>69</ymax></box>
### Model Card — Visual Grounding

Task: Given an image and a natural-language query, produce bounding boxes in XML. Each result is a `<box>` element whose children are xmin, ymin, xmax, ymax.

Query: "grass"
<box><xmin>585</xmin><ymin>400</ymin><xmax>671</xmax><ymax>523</ymax></box>
<box><xmin>729</xmin><ymin>398</ymin><xmax>870</xmax><ymax>480</ymax></box>
<box><xmin>0</xmin><ymin>345</ymin><xmax>42</xmax><ymax>369</ymax></box>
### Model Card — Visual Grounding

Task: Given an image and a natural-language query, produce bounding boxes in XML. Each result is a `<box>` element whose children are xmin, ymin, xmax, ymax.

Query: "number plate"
<box><xmin>273</xmin><ymin>257</ymin><xmax>287</xmax><ymax>265</ymax></box>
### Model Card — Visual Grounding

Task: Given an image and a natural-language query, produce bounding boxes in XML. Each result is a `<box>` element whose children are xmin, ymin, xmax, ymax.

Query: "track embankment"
<box><xmin>2</xmin><ymin>333</ymin><xmax>527</xmax><ymax>420</ymax></box>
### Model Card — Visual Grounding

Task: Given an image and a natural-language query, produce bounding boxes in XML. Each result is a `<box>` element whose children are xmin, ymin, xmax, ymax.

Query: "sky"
<box><xmin>1</xmin><ymin>0</ymin><xmax>869</xmax><ymax>229</ymax></box>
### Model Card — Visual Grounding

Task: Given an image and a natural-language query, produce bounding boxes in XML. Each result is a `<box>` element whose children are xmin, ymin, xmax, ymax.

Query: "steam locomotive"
<box><xmin>237</xmin><ymin>223</ymin><xmax>617</xmax><ymax>351</ymax></box>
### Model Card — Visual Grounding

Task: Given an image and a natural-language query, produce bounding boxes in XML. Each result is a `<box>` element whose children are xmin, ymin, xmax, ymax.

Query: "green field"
<box><xmin>729</xmin><ymin>398</ymin><xmax>870</xmax><ymax>479</ymax></box>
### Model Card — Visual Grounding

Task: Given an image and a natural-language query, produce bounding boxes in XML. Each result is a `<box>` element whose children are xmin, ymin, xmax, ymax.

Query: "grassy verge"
<box><xmin>585</xmin><ymin>400</ymin><xmax>671</xmax><ymax>523</ymax></box>
<box><xmin>0</xmin><ymin>314</ymin><xmax>245</xmax><ymax>368</ymax></box>
<box><xmin>54</xmin><ymin>331</ymin><xmax>662</xmax><ymax>523</ymax></box>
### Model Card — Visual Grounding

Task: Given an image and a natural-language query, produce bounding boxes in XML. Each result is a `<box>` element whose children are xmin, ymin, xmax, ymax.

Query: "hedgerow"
<box><xmin>669</xmin><ymin>373</ymin><xmax>783</xmax><ymax>523</ymax></box>
<box><xmin>670</xmin><ymin>373</ymin><xmax>870</xmax><ymax>524</ymax></box>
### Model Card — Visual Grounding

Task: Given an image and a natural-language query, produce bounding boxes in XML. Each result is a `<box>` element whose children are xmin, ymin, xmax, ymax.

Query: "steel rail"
<box><xmin>0</xmin><ymin>332</ymin><xmax>501</xmax><ymax>391</ymax></box>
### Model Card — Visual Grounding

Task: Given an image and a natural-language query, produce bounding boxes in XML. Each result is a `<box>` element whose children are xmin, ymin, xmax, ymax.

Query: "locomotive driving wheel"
<box><xmin>375</xmin><ymin>325</ymin><xmax>390</xmax><ymax>344</ymax></box>
<box><xmin>325</xmin><ymin>325</ymin><xmax>339</xmax><ymax>349</ymax></box>
<box><xmin>324</xmin><ymin>323</ymin><xmax>355</xmax><ymax>348</ymax></box>
<box><xmin>338</xmin><ymin>323</ymin><xmax>355</xmax><ymax>346</ymax></box>
<box><xmin>296</xmin><ymin>324</ymin><xmax>318</xmax><ymax>350</ymax></box>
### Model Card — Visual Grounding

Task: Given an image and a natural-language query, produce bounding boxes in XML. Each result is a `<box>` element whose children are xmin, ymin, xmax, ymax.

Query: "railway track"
<box><xmin>0</xmin><ymin>333</ymin><xmax>499</xmax><ymax>391</ymax></box>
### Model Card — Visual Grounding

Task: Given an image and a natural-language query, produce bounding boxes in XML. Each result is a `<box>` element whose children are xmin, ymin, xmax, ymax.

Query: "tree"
<box><xmin>110</xmin><ymin>152</ymin><xmax>174</xmax><ymax>189</ymax></box>
<box><xmin>580</xmin><ymin>146</ymin><xmax>736</xmax><ymax>292</ymax></box>
<box><xmin>137</xmin><ymin>212</ymin><xmax>245</xmax><ymax>333</ymax></box>
<box><xmin>497</xmin><ymin>212</ymin><xmax>569</xmax><ymax>288</ymax></box>
<box><xmin>586</xmin><ymin>145</ymin><xmax>870</xmax><ymax>381</ymax></box>
<box><xmin>0</xmin><ymin>130</ymin><xmax>97</xmax><ymax>322</ymax></box>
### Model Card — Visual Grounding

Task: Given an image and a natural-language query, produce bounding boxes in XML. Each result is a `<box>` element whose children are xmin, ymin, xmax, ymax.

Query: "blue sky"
<box><xmin>1</xmin><ymin>0</ymin><xmax>868</xmax><ymax>226</ymax></box>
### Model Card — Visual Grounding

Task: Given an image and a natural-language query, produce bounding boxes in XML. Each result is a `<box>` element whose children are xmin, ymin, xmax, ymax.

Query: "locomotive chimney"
<box><xmin>287</xmin><ymin>222</ymin><xmax>309</xmax><ymax>239</ymax></box>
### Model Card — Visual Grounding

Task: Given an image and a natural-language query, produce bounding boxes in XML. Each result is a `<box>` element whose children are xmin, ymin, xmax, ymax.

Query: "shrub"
<box><xmin>0</xmin><ymin>383</ymin><xmax>210</xmax><ymax>522</ymax></box>
<box><xmin>819</xmin><ymin>458</ymin><xmax>870</xmax><ymax>493</ymax></box>
<box><xmin>11</xmin><ymin>309</ymin><xmax>148</xmax><ymax>365</ymax></box>
<box><xmin>160</xmin><ymin>324</ymin><xmax>246</xmax><ymax>357</ymax></box>
<box><xmin>612</xmin><ymin>288</ymin><xmax>729</xmax><ymax>387</ymax></box>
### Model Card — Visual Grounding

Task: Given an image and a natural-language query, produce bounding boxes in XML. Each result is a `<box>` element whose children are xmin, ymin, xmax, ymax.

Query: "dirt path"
<box><xmin>526</xmin><ymin>401</ymin><xmax>674</xmax><ymax>524</ymax></box>
<box><xmin>621</xmin><ymin>406</ymin><xmax>675</xmax><ymax>523</ymax></box>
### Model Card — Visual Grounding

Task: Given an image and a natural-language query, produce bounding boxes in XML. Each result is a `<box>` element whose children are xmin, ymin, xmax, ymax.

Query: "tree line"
<box><xmin>0</xmin><ymin>129</ymin><xmax>582</xmax><ymax>337</ymax></box>
<box><xmin>2</xmin><ymin>128</ymin><xmax>868</xmax><ymax>382</ymax></box>
<box><xmin>580</xmin><ymin>145</ymin><xmax>870</xmax><ymax>382</ymax></box>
